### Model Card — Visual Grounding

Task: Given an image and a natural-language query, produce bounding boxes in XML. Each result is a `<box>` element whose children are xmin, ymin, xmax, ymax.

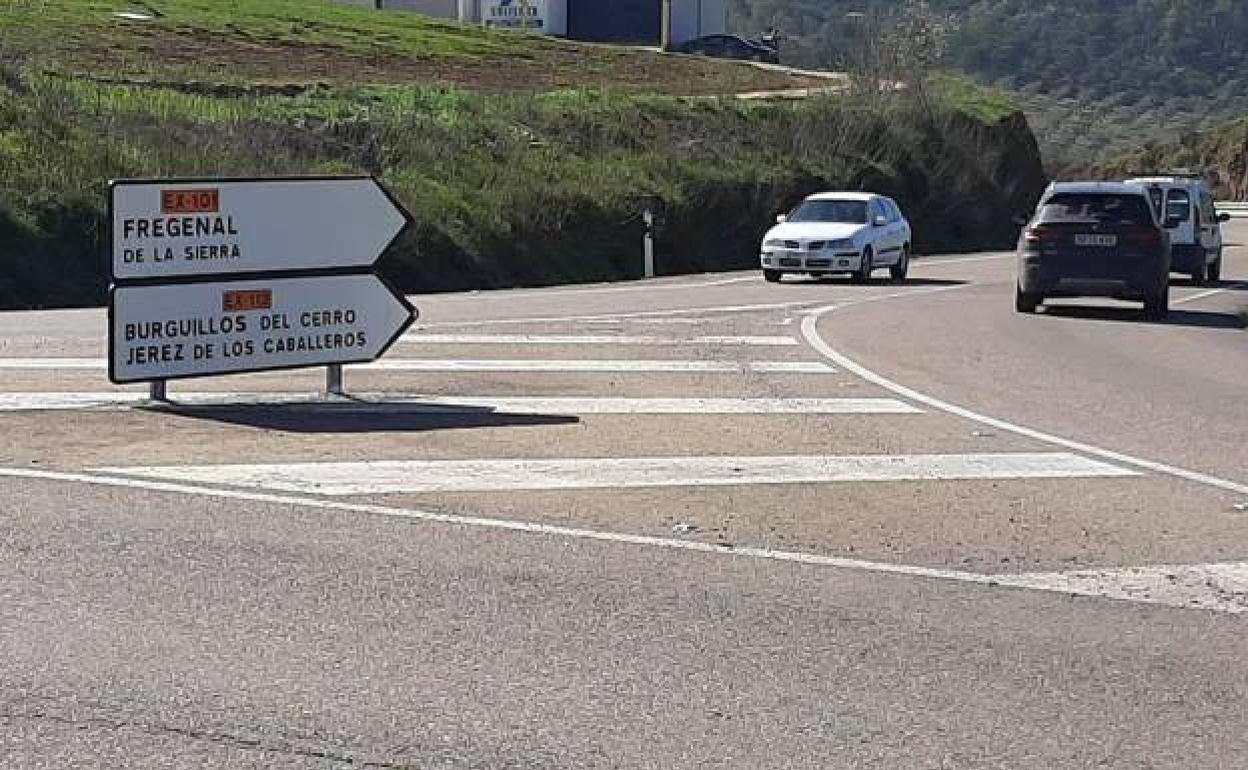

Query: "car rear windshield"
<box><xmin>789</xmin><ymin>200</ymin><xmax>868</xmax><ymax>224</ymax></box>
<box><xmin>1037</xmin><ymin>194</ymin><xmax>1153</xmax><ymax>226</ymax></box>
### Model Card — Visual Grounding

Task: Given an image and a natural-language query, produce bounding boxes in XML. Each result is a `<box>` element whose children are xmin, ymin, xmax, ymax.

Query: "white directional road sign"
<box><xmin>109</xmin><ymin>274</ymin><xmax>416</xmax><ymax>384</ymax></box>
<box><xmin>111</xmin><ymin>177</ymin><xmax>411</xmax><ymax>281</ymax></box>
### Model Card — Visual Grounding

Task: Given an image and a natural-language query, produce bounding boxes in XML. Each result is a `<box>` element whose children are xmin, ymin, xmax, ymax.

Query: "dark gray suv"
<box><xmin>1016</xmin><ymin>182</ymin><xmax>1172</xmax><ymax>320</ymax></box>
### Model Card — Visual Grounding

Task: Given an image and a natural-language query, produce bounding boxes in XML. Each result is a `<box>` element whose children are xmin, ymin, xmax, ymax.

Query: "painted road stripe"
<box><xmin>96</xmin><ymin>452</ymin><xmax>1138</xmax><ymax>496</ymax></box>
<box><xmin>0</xmin><ymin>358</ymin><xmax>105</xmax><ymax>369</ymax></box>
<box><xmin>0</xmin><ymin>358</ymin><xmax>833</xmax><ymax>374</ymax></box>
<box><xmin>416</xmin><ymin>301</ymin><xmax>823</xmax><ymax>328</ymax></box>
<box><xmin>996</xmin><ymin>563</ymin><xmax>1248</xmax><ymax>614</ymax></box>
<box><xmin>801</xmin><ymin>302</ymin><xmax>1248</xmax><ymax>497</ymax></box>
<box><xmin>401</xmin><ymin>333</ymin><xmax>800</xmax><ymax>347</ymax></box>
<box><xmin>360</xmin><ymin>359</ymin><xmax>834</xmax><ymax>374</ymax></box>
<box><xmin>2</xmin><ymin>466</ymin><xmax>1239</xmax><ymax>613</ymax></box>
<box><xmin>0</xmin><ymin>393</ymin><xmax>919</xmax><ymax>415</ymax></box>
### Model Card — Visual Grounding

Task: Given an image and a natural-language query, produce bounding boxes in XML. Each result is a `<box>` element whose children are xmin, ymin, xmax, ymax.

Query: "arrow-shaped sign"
<box><xmin>110</xmin><ymin>176</ymin><xmax>411</xmax><ymax>281</ymax></box>
<box><xmin>109</xmin><ymin>273</ymin><xmax>416</xmax><ymax>384</ymax></box>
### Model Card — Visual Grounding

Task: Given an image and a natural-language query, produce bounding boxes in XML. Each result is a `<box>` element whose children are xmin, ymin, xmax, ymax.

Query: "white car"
<box><xmin>1124</xmin><ymin>173</ymin><xmax>1229</xmax><ymax>284</ymax></box>
<box><xmin>760</xmin><ymin>192</ymin><xmax>912</xmax><ymax>283</ymax></box>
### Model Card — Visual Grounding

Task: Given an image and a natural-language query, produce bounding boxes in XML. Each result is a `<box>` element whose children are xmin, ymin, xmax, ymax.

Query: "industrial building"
<box><xmin>351</xmin><ymin>0</ymin><xmax>728</xmax><ymax>48</ymax></box>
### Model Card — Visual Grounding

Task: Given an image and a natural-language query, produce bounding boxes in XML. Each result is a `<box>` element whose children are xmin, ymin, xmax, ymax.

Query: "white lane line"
<box><xmin>95</xmin><ymin>453</ymin><xmax>1137</xmax><ymax>496</ymax></box>
<box><xmin>912</xmin><ymin>253</ymin><xmax>1013</xmax><ymax>267</ymax></box>
<box><xmin>0</xmin><ymin>393</ymin><xmax>920</xmax><ymax>415</ymax></box>
<box><xmin>414</xmin><ymin>301</ymin><xmax>824</xmax><ymax>329</ymax></box>
<box><xmin>0</xmin><ymin>358</ymin><xmax>834</xmax><ymax>374</ymax></box>
<box><xmin>0</xmin><ymin>466</ymin><xmax>1238</xmax><ymax>614</ymax></box>
<box><xmin>361</xmin><ymin>359</ymin><xmax>834</xmax><ymax>374</ymax></box>
<box><xmin>0</xmin><ymin>358</ymin><xmax>104</xmax><ymax>369</ymax></box>
<box><xmin>996</xmin><ymin>563</ymin><xmax>1248</xmax><ymax>614</ymax></box>
<box><xmin>430</xmin><ymin>275</ymin><xmax>756</xmax><ymax>301</ymax></box>
<box><xmin>1168</xmin><ymin>287</ymin><xmax>1228</xmax><ymax>304</ymax></box>
<box><xmin>400</xmin><ymin>333</ymin><xmax>800</xmax><ymax>347</ymax></box>
<box><xmin>801</xmin><ymin>305</ymin><xmax>1248</xmax><ymax>496</ymax></box>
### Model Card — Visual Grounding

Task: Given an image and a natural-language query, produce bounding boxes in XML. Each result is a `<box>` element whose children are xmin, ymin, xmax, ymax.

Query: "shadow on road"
<box><xmin>1040</xmin><ymin>304</ymin><xmax>1247</xmax><ymax>329</ymax></box>
<box><xmin>139</xmin><ymin>401</ymin><xmax>580</xmax><ymax>434</ymax></box>
<box><xmin>1169</xmin><ymin>277</ymin><xmax>1248</xmax><ymax>289</ymax></box>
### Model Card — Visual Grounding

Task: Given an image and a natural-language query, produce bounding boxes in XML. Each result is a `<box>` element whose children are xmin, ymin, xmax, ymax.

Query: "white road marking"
<box><xmin>801</xmin><ymin>305</ymin><xmax>1248</xmax><ymax>496</ymax></box>
<box><xmin>11</xmin><ymin>464</ymin><xmax>1235</xmax><ymax>613</ymax></box>
<box><xmin>401</xmin><ymin>333</ymin><xmax>799</xmax><ymax>346</ymax></box>
<box><xmin>361</xmin><ymin>359</ymin><xmax>834</xmax><ymax>374</ymax></box>
<box><xmin>911</xmin><ymin>253</ymin><xmax>1013</xmax><ymax>267</ymax></box>
<box><xmin>415</xmin><ymin>301</ymin><xmax>824</xmax><ymax>329</ymax></box>
<box><xmin>995</xmin><ymin>563</ymin><xmax>1248</xmax><ymax>614</ymax></box>
<box><xmin>430</xmin><ymin>274</ymin><xmax>756</xmax><ymax>301</ymax></box>
<box><xmin>0</xmin><ymin>393</ymin><xmax>920</xmax><ymax>415</ymax></box>
<box><xmin>1173</xmin><ymin>287</ymin><xmax>1233</xmax><ymax>304</ymax></box>
<box><xmin>0</xmin><ymin>358</ymin><xmax>834</xmax><ymax>374</ymax></box>
<box><xmin>0</xmin><ymin>358</ymin><xmax>104</xmax><ymax>369</ymax></box>
<box><xmin>95</xmin><ymin>453</ymin><xmax>1137</xmax><ymax>496</ymax></box>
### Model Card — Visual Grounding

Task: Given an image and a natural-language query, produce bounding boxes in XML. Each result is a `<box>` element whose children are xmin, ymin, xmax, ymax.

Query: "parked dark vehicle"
<box><xmin>1016</xmin><ymin>182</ymin><xmax>1172</xmax><ymax>320</ymax></box>
<box><xmin>677</xmin><ymin>35</ymin><xmax>780</xmax><ymax>64</ymax></box>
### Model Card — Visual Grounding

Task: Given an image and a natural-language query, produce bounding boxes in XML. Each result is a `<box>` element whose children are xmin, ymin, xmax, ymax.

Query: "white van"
<box><xmin>1125</xmin><ymin>174</ymin><xmax>1230</xmax><ymax>283</ymax></box>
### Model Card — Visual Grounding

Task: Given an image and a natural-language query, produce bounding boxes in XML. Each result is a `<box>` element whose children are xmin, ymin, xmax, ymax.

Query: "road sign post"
<box><xmin>108</xmin><ymin>176</ymin><xmax>416</xmax><ymax>393</ymax></box>
<box><xmin>326</xmin><ymin>364</ymin><xmax>345</xmax><ymax>397</ymax></box>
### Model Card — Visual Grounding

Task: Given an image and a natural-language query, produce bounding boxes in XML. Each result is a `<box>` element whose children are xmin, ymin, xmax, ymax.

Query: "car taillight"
<box><xmin>1024</xmin><ymin>227</ymin><xmax>1059</xmax><ymax>243</ymax></box>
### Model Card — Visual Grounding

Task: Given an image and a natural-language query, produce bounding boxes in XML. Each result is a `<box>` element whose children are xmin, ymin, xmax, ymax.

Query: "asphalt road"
<box><xmin>2</xmin><ymin>224</ymin><xmax>1247</xmax><ymax>768</ymax></box>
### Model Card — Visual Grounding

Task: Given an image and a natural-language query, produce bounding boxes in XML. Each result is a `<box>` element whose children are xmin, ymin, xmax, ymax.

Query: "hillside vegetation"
<box><xmin>730</xmin><ymin>0</ymin><xmax>1248</xmax><ymax>168</ymax></box>
<box><xmin>0</xmin><ymin>0</ymin><xmax>1046</xmax><ymax>310</ymax></box>
<box><xmin>1100</xmin><ymin>118</ymin><xmax>1248</xmax><ymax>199</ymax></box>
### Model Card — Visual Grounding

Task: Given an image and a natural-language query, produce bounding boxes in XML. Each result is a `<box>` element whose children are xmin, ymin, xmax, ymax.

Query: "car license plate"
<box><xmin>1074</xmin><ymin>234</ymin><xmax>1117</xmax><ymax>247</ymax></box>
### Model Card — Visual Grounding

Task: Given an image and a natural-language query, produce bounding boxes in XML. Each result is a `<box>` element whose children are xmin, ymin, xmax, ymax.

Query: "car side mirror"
<box><xmin>873</xmin><ymin>216</ymin><xmax>888</xmax><ymax>227</ymax></box>
<box><xmin>1218</xmin><ymin>212</ymin><xmax>1231</xmax><ymax>223</ymax></box>
<box><xmin>776</xmin><ymin>214</ymin><xmax>787</xmax><ymax>224</ymax></box>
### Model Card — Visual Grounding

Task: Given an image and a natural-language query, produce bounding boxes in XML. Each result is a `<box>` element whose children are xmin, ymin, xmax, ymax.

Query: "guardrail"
<box><xmin>1218</xmin><ymin>201</ymin><xmax>1248</xmax><ymax>218</ymax></box>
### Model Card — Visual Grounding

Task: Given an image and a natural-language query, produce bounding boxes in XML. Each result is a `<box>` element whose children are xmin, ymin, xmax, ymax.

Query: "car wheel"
<box><xmin>1209</xmin><ymin>250</ymin><xmax>1223</xmax><ymax>283</ymax></box>
<box><xmin>852</xmin><ymin>248</ymin><xmax>873</xmax><ymax>284</ymax></box>
<box><xmin>890</xmin><ymin>245</ymin><xmax>910</xmax><ymax>282</ymax></box>
<box><xmin>763</xmin><ymin>269</ymin><xmax>782</xmax><ymax>283</ymax></box>
<box><xmin>1144</xmin><ymin>286</ymin><xmax>1170</xmax><ymax>321</ymax></box>
<box><xmin>1015</xmin><ymin>284</ymin><xmax>1040</xmax><ymax>313</ymax></box>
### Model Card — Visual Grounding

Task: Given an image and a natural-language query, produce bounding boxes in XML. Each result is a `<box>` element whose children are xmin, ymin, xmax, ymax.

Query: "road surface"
<box><xmin>2</xmin><ymin>224</ymin><xmax>1246</xmax><ymax>768</ymax></box>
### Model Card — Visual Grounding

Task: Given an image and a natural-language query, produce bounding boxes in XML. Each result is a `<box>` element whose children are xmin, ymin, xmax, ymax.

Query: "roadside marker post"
<box><xmin>643</xmin><ymin>207</ymin><xmax>656</xmax><ymax>279</ymax></box>
<box><xmin>108</xmin><ymin>176</ymin><xmax>417</xmax><ymax>397</ymax></box>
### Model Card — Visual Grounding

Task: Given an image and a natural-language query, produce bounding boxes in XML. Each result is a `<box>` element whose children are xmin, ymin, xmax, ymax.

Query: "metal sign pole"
<box><xmin>326</xmin><ymin>364</ymin><xmax>345</xmax><ymax>397</ymax></box>
<box><xmin>149</xmin><ymin>380</ymin><xmax>168</xmax><ymax>402</ymax></box>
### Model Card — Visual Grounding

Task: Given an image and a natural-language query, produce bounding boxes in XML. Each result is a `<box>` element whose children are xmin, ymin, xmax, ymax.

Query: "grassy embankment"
<box><xmin>0</xmin><ymin>0</ymin><xmax>1046</xmax><ymax>309</ymax></box>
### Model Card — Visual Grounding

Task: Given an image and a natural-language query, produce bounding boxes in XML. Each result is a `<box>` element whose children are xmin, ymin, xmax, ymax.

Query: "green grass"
<box><xmin>0</xmin><ymin>0</ymin><xmax>1047</xmax><ymax>309</ymax></box>
<box><xmin>0</xmin><ymin>0</ymin><xmax>825</xmax><ymax>94</ymax></box>
<box><xmin>929</xmin><ymin>74</ymin><xmax>1019</xmax><ymax>125</ymax></box>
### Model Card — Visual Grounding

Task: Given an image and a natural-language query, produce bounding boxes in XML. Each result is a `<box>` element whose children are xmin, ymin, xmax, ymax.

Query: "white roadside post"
<box><xmin>108</xmin><ymin>176</ymin><xmax>416</xmax><ymax>399</ymax></box>
<box><xmin>643</xmin><ymin>205</ymin><xmax>656</xmax><ymax>279</ymax></box>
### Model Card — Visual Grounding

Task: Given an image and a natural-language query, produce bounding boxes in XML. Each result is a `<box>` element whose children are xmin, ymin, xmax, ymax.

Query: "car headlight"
<box><xmin>763</xmin><ymin>239</ymin><xmax>784</xmax><ymax>248</ymax></box>
<box><xmin>827</xmin><ymin>239</ymin><xmax>856</xmax><ymax>250</ymax></box>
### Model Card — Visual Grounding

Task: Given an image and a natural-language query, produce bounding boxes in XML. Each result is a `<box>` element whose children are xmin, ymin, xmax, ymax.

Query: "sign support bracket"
<box><xmin>149</xmin><ymin>380</ymin><xmax>168</xmax><ymax>402</ymax></box>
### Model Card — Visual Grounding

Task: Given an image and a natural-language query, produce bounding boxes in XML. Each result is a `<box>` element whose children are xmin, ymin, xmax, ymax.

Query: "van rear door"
<box><xmin>1164</xmin><ymin>187</ymin><xmax>1196</xmax><ymax>245</ymax></box>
